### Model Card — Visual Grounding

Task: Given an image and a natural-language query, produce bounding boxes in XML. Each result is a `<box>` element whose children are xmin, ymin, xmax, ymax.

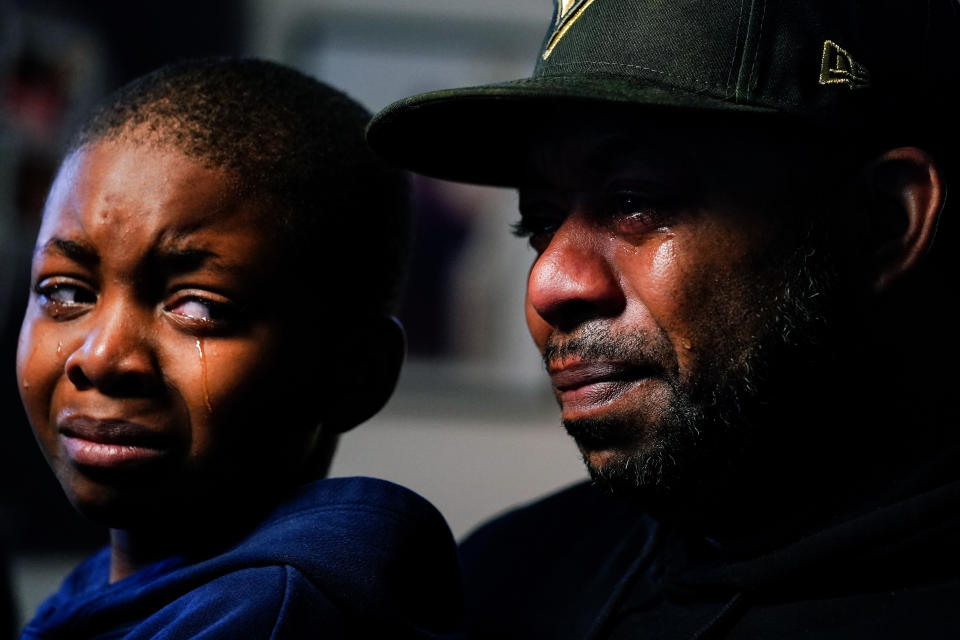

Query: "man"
<box><xmin>368</xmin><ymin>0</ymin><xmax>960</xmax><ymax>637</ymax></box>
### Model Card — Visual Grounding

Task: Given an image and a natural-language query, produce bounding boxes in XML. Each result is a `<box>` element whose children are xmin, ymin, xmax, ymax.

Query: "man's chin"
<box><xmin>565</xmin><ymin>410</ymin><xmax>697</xmax><ymax>492</ymax></box>
<box><xmin>579</xmin><ymin>443</ymin><xmax>676</xmax><ymax>497</ymax></box>
<box><xmin>582</xmin><ymin>448</ymin><xmax>621</xmax><ymax>469</ymax></box>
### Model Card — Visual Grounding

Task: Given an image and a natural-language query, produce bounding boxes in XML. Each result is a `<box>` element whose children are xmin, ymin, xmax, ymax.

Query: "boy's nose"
<box><xmin>64</xmin><ymin>299</ymin><xmax>161</xmax><ymax>397</ymax></box>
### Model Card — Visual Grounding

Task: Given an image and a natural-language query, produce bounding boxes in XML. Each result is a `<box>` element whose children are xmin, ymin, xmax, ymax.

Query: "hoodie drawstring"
<box><xmin>690</xmin><ymin>591</ymin><xmax>748</xmax><ymax>639</ymax></box>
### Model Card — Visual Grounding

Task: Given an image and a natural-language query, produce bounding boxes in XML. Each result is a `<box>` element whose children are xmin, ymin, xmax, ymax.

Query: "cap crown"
<box><xmin>534</xmin><ymin>0</ymin><xmax>959</xmax><ymax>128</ymax></box>
<box><xmin>366</xmin><ymin>0</ymin><xmax>960</xmax><ymax>186</ymax></box>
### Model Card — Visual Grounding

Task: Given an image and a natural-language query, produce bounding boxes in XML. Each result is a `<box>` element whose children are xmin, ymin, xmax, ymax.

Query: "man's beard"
<box><xmin>551</xmin><ymin>234</ymin><xmax>841</xmax><ymax>504</ymax></box>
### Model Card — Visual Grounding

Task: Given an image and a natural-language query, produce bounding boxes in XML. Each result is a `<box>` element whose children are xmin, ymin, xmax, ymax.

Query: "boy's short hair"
<box><xmin>69</xmin><ymin>57</ymin><xmax>411</xmax><ymax>316</ymax></box>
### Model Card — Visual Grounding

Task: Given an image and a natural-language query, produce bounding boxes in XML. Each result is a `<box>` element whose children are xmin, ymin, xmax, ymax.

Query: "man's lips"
<box><xmin>549</xmin><ymin>360</ymin><xmax>656</xmax><ymax>415</ymax></box>
<box><xmin>58</xmin><ymin>414</ymin><xmax>176</xmax><ymax>469</ymax></box>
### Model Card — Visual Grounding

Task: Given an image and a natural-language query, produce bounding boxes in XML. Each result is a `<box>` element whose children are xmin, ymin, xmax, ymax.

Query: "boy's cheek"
<box><xmin>195</xmin><ymin>330</ymin><xmax>286</xmax><ymax>407</ymax></box>
<box><xmin>17</xmin><ymin>312</ymin><xmax>52</xmax><ymax>417</ymax></box>
<box><xmin>16</xmin><ymin>311</ymin><xmax>71</xmax><ymax>458</ymax></box>
<box><xmin>15</xmin><ymin>305</ymin><xmax>38</xmax><ymax>397</ymax></box>
<box><xmin>183</xmin><ymin>334</ymin><xmax>313</xmax><ymax>454</ymax></box>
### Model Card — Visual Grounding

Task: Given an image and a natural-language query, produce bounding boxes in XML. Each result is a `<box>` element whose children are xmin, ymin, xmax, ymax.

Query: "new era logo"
<box><xmin>542</xmin><ymin>0</ymin><xmax>598</xmax><ymax>61</ymax></box>
<box><xmin>819</xmin><ymin>40</ymin><xmax>870</xmax><ymax>89</ymax></box>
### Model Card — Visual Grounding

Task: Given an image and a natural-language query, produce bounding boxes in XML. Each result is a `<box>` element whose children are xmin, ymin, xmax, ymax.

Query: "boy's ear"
<box><xmin>855</xmin><ymin>147</ymin><xmax>944</xmax><ymax>292</ymax></box>
<box><xmin>321</xmin><ymin>315</ymin><xmax>406</xmax><ymax>434</ymax></box>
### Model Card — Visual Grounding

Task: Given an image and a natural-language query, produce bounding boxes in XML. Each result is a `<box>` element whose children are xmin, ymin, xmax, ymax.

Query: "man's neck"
<box><xmin>652</xmin><ymin>362</ymin><xmax>953</xmax><ymax>557</ymax></box>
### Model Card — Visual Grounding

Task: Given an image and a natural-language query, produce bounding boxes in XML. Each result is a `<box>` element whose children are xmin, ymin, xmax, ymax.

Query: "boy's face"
<box><xmin>17</xmin><ymin>140</ymin><xmax>321</xmax><ymax>530</ymax></box>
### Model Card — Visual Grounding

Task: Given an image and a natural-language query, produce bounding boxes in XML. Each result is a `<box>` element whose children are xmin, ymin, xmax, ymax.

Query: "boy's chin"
<box><xmin>61</xmin><ymin>478</ymin><xmax>170</xmax><ymax>531</ymax></box>
<box><xmin>61</xmin><ymin>469</ymin><xmax>280</xmax><ymax>539</ymax></box>
<box><xmin>57</xmin><ymin>466</ymin><xmax>190</xmax><ymax>532</ymax></box>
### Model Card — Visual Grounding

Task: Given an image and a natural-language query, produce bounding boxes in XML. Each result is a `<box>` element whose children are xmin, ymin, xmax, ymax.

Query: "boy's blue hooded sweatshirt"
<box><xmin>21</xmin><ymin>477</ymin><xmax>463</xmax><ymax>639</ymax></box>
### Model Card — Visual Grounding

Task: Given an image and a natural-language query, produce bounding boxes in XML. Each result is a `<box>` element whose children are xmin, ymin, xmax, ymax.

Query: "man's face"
<box><xmin>17</xmin><ymin>140</ymin><xmax>320</xmax><ymax>530</ymax></box>
<box><xmin>519</xmin><ymin>117</ymin><xmax>840</xmax><ymax>497</ymax></box>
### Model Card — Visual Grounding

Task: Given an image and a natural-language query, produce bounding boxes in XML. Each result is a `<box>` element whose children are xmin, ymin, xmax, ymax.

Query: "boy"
<box><xmin>17</xmin><ymin>58</ymin><xmax>462</xmax><ymax>639</ymax></box>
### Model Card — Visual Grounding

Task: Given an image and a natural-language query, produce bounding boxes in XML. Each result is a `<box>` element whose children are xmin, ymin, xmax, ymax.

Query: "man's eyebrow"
<box><xmin>586</xmin><ymin>135</ymin><xmax>676</xmax><ymax>172</ymax></box>
<box><xmin>38</xmin><ymin>238</ymin><xmax>100</xmax><ymax>267</ymax></box>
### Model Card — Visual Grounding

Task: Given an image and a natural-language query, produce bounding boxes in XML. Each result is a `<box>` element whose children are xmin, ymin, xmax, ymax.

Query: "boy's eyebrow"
<box><xmin>38</xmin><ymin>238</ymin><xmax>100</xmax><ymax>268</ymax></box>
<box><xmin>148</xmin><ymin>246</ymin><xmax>227</xmax><ymax>275</ymax></box>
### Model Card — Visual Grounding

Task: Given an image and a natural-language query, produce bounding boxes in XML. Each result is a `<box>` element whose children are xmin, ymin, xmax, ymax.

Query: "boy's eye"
<box><xmin>169</xmin><ymin>299</ymin><xmax>215</xmax><ymax>321</ymax></box>
<box><xmin>165</xmin><ymin>292</ymin><xmax>241</xmax><ymax>334</ymax></box>
<box><xmin>35</xmin><ymin>281</ymin><xmax>97</xmax><ymax>319</ymax></box>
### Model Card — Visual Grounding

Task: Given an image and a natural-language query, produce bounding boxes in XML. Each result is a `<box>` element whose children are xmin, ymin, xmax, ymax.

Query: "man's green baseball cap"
<box><xmin>367</xmin><ymin>0</ymin><xmax>959</xmax><ymax>187</ymax></box>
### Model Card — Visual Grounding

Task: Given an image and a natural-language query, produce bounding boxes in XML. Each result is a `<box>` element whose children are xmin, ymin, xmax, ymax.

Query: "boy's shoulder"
<box><xmin>237</xmin><ymin>476</ymin><xmax>463</xmax><ymax>620</ymax></box>
<box><xmin>24</xmin><ymin>477</ymin><xmax>463</xmax><ymax>639</ymax></box>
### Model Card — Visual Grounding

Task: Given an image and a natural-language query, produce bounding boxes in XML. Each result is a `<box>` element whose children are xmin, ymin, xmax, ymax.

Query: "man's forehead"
<box><xmin>522</xmin><ymin>117</ymin><xmax>725</xmax><ymax>189</ymax></box>
<box><xmin>522</xmin><ymin>109</ymin><xmax>831</xmax><ymax>188</ymax></box>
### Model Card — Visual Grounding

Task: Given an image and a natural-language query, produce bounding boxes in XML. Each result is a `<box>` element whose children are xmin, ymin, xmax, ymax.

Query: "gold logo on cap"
<box><xmin>819</xmin><ymin>40</ymin><xmax>871</xmax><ymax>89</ymax></box>
<box><xmin>542</xmin><ymin>0</ymin><xmax>599</xmax><ymax>61</ymax></box>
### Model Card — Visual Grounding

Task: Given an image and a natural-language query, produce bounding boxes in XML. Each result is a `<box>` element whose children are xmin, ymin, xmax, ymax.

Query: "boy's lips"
<box><xmin>549</xmin><ymin>360</ymin><xmax>657</xmax><ymax>415</ymax></box>
<box><xmin>58</xmin><ymin>414</ymin><xmax>176</xmax><ymax>469</ymax></box>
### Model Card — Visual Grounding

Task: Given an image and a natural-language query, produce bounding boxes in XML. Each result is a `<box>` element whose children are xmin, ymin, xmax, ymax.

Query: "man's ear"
<box><xmin>859</xmin><ymin>147</ymin><xmax>945</xmax><ymax>292</ymax></box>
<box><xmin>322</xmin><ymin>315</ymin><xmax>406</xmax><ymax>434</ymax></box>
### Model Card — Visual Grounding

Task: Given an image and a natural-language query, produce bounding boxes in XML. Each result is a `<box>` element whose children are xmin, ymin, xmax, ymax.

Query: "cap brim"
<box><xmin>367</xmin><ymin>74</ymin><xmax>778</xmax><ymax>187</ymax></box>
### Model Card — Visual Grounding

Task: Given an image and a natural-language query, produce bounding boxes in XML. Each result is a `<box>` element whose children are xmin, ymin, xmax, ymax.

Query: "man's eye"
<box><xmin>35</xmin><ymin>281</ymin><xmax>97</xmax><ymax>319</ymax></box>
<box><xmin>512</xmin><ymin>210</ymin><xmax>564</xmax><ymax>253</ymax></box>
<box><xmin>512</xmin><ymin>219</ymin><xmax>560</xmax><ymax>253</ymax></box>
<box><xmin>604</xmin><ymin>191</ymin><xmax>668</xmax><ymax>234</ymax></box>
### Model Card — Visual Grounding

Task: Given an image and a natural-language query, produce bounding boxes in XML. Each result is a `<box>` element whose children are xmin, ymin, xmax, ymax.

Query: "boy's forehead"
<box><xmin>38</xmin><ymin>140</ymin><xmax>284</xmax><ymax>272</ymax></box>
<box><xmin>44</xmin><ymin>141</ymin><xmax>264</xmax><ymax>238</ymax></box>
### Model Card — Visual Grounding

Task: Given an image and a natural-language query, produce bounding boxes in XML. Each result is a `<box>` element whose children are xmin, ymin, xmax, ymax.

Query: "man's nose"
<box><xmin>64</xmin><ymin>297</ymin><xmax>161</xmax><ymax>397</ymax></box>
<box><xmin>526</xmin><ymin>215</ymin><xmax>625</xmax><ymax>332</ymax></box>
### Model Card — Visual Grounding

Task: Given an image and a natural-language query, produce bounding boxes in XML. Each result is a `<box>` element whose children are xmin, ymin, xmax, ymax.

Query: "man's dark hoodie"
<box><xmin>461</xmin><ymin>435</ymin><xmax>960</xmax><ymax>639</ymax></box>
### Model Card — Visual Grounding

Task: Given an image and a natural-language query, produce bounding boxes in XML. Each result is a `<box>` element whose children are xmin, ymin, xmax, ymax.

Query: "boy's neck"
<box><xmin>108</xmin><ymin>510</ymin><xmax>261</xmax><ymax>583</ymax></box>
<box><xmin>106</xmin><ymin>491</ymin><xmax>283</xmax><ymax>582</ymax></box>
<box><xmin>105</xmin><ymin>451</ymin><xmax>337</xmax><ymax>583</ymax></box>
<box><xmin>109</xmin><ymin>529</ymin><xmax>169</xmax><ymax>583</ymax></box>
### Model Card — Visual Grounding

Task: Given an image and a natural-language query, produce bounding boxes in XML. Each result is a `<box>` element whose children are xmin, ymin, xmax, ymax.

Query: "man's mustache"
<box><xmin>542</xmin><ymin>325</ymin><xmax>673</xmax><ymax>373</ymax></box>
